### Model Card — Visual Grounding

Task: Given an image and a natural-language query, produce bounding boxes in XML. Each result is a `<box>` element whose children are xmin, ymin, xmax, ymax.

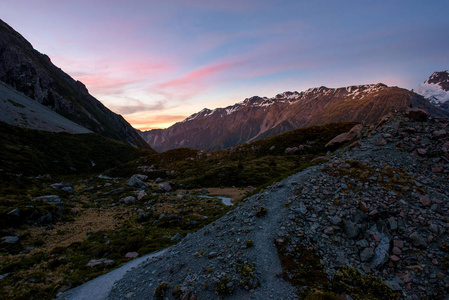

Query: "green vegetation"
<box><xmin>275</xmin><ymin>238</ymin><xmax>397</xmax><ymax>299</ymax></box>
<box><xmin>154</xmin><ymin>281</ymin><xmax>169</xmax><ymax>299</ymax></box>
<box><xmin>105</xmin><ymin>122</ymin><xmax>358</xmax><ymax>189</ymax></box>
<box><xmin>215</xmin><ymin>276</ymin><xmax>233</xmax><ymax>295</ymax></box>
<box><xmin>0</xmin><ymin>121</ymin><xmax>151</xmax><ymax>177</ymax></box>
<box><xmin>0</xmin><ymin>120</ymin><xmax>359</xmax><ymax>299</ymax></box>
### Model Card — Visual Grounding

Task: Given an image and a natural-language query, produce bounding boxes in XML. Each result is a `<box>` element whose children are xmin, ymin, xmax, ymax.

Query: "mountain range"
<box><xmin>0</xmin><ymin>19</ymin><xmax>151</xmax><ymax>149</ymax></box>
<box><xmin>140</xmin><ymin>82</ymin><xmax>449</xmax><ymax>152</ymax></box>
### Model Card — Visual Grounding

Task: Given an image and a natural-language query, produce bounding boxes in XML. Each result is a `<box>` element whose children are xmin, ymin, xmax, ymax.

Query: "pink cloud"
<box><xmin>153</xmin><ymin>62</ymin><xmax>235</xmax><ymax>100</ymax></box>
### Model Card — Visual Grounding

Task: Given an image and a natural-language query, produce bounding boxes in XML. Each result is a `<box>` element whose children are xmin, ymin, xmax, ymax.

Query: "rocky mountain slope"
<box><xmin>0</xmin><ymin>19</ymin><xmax>151</xmax><ymax>149</ymax></box>
<box><xmin>140</xmin><ymin>83</ymin><xmax>445</xmax><ymax>152</ymax></box>
<box><xmin>0</xmin><ymin>81</ymin><xmax>90</xmax><ymax>134</ymax></box>
<box><xmin>415</xmin><ymin>70</ymin><xmax>449</xmax><ymax>111</ymax></box>
<box><xmin>109</xmin><ymin>110</ymin><xmax>449</xmax><ymax>299</ymax></box>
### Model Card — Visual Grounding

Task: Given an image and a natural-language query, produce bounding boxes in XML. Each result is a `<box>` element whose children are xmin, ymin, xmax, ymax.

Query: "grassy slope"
<box><xmin>0</xmin><ymin>121</ymin><xmax>152</xmax><ymax>179</ymax></box>
<box><xmin>0</xmin><ymin>121</ymin><xmax>358</xmax><ymax>299</ymax></box>
<box><xmin>107</xmin><ymin>121</ymin><xmax>358</xmax><ymax>189</ymax></box>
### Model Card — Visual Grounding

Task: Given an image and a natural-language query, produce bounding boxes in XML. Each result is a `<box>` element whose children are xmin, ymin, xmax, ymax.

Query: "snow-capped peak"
<box><xmin>414</xmin><ymin>70</ymin><xmax>449</xmax><ymax>104</ymax></box>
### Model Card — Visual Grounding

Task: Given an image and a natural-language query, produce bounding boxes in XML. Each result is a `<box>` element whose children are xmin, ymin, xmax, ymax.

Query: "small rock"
<box><xmin>122</xmin><ymin>196</ymin><xmax>137</xmax><ymax>204</ymax></box>
<box><xmin>86</xmin><ymin>258</ymin><xmax>114</xmax><ymax>267</ymax></box>
<box><xmin>417</xmin><ymin>148</ymin><xmax>427</xmax><ymax>156</ymax></box>
<box><xmin>1</xmin><ymin>236</ymin><xmax>20</xmax><ymax>244</ymax></box>
<box><xmin>171</xmin><ymin>233</ymin><xmax>183</xmax><ymax>242</ymax></box>
<box><xmin>390</xmin><ymin>255</ymin><xmax>400</xmax><ymax>262</ymax></box>
<box><xmin>125</xmin><ymin>252</ymin><xmax>139</xmax><ymax>258</ymax></box>
<box><xmin>410</xmin><ymin>232</ymin><xmax>427</xmax><ymax>248</ymax></box>
<box><xmin>33</xmin><ymin>195</ymin><xmax>63</xmax><ymax>208</ymax></box>
<box><xmin>7</xmin><ymin>208</ymin><xmax>21</xmax><ymax>217</ymax></box>
<box><xmin>360</xmin><ymin>247</ymin><xmax>374</xmax><ymax>262</ymax></box>
<box><xmin>375</xmin><ymin>139</ymin><xmax>387</xmax><ymax>146</ymax></box>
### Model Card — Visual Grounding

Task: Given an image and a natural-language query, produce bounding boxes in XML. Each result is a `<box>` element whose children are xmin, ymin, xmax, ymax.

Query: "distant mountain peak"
<box><xmin>414</xmin><ymin>70</ymin><xmax>449</xmax><ymax>104</ymax></box>
<box><xmin>140</xmin><ymin>83</ymin><xmax>435</xmax><ymax>152</ymax></box>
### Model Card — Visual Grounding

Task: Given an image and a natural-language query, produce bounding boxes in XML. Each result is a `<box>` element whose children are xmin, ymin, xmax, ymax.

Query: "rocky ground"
<box><xmin>108</xmin><ymin>110</ymin><xmax>449</xmax><ymax>299</ymax></box>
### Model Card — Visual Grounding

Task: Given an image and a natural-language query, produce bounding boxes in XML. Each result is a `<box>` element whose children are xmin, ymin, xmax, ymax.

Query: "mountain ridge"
<box><xmin>140</xmin><ymin>83</ymin><xmax>445</xmax><ymax>152</ymax></box>
<box><xmin>0</xmin><ymin>19</ymin><xmax>152</xmax><ymax>149</ymax></box>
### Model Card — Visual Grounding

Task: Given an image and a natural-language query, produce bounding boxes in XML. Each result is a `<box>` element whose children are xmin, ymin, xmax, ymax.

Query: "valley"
<box><xmin>0</xmin><ymin>14</ymin><xmax>448</xmax><ymax>300</ymax></box>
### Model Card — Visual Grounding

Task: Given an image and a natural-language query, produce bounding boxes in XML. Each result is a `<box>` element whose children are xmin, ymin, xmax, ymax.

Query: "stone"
<box><xmin>127</xmin><ymin>175</ymin><xmax>149</xmax><ymax>189</ymax></box>
<box><xmin>330</xmin><ymin>216</ymin><xmax>342</xmax><ymax>225</ymax></box>
<box><xmin>433</xmin><ymin>129</ymin><xmax>446</xmax><ymax>137</ymax></box>
<box><xmin>372</xmin><ymin>235</ymin><xmax>390</xmax><ymax>268</ymax></box>
<box><xmin>429</xmin><ymin>224</ymin><xmax>439</xmax><ymax>233</ymax></box>
<box><xmin>417</xmin><ymin>148</ymin><xmax>427</xmax><ymax>156</ymax></box>
<box><xmin>171</xmin><ymin>233</ymin><xmax>183</xmax><ymax>242</ymax></box>
<box><xmin>36</xmin><ymin>213</ymin><xmax>53</xmax><ymax>224</ymax></box>
<box><xmin>390</xmin><ymin>255</ymin><xmax>400</xmax><ymax>262</ymax></box>
<box><xmin>324</xmin><ymin>227</ymin><xmax>334</xmax><ymax>235</ymax></box>
<box><xmin>393</xmin><ymin>240</ymin><xmax>404</xmax><ymax>248</ymax></box>
<box><xmin>159</xmin><ymin>182</ymin><xmax>172</xmax><ymax>192</ymax></box>
<box><xmin>410</xmin><ymin>232</ymin><xmax>427</xmax><ymax>248</ymax></box>
<box><xmin>299</xmin><ymin>202</ymin><xmax>307</xmax><ymax>214</ymax></box>
<box><xmin>122</xmin><ymin>196</ymin><xmax>137</xmax><ymax>204</ymax></box>
<box><xmin>375</xmin><ymin>139</ymin><xmax>388</xmax><ymax>146</ymax></box>
<box><xmin>388</xmin><ymin>217</ymin><xmax>398</xmax><ymax>231</ymax></box>
<box><xmin>7</xmin><ymin>208</ymin><xmax>21</xmax><ymax>217</ymax></box>
<box><xmin>137</xmin><ymin>190</ymin><xmax>147</xmax><ymax>200</ymax></box>
<box><xmin>86</xmin><ymin>258</ymin><xmax>114</xmax><ymax>267</ymax></box>
<box><xmin>325</xmin><ymin>124</ymin><xmax>364</xmax><ymax>147</ymax></box>
<box><xmin>34</xmin><ymin>195</ymin><xmax>63</xmax><ymax>208</ymax></box>
<box><xmin>61</xmin><ymin>186</ymin><xmax>75</xmax><ymax>193</ymax></box>
<box><xmin>1</xmin><ymin>236</ymin><xmax>20</xmax><ymax>244</ymax></box>
<box><xmin>125</xmin><ymin>252</ymin><xmax>139</xmax><ymax>258</ymax></box>
<box><xmin>405</xmin><ymin>108</ymin><xmax>430</xmax><ymax>122</ymax></box>
<box><xmin>419</xmin><ymin>196</ymin><xmax>431</xmax><ymax>207</ymax></box>
<box><xmin>385</xmin><ymin>278</ymin><xmax>403</xmax><ymax>291</ymax></box>
<box><xmin>392</xmin><ymin>247</ymin><xmax>402</xmax><ymax>255</ymax></box>
<box><xmin>344</xmin><ymin>221</ymin><xmax>360</xmax><ymax>239</ymax></box>
<box><xmin>360</xmin><ymin>247</ymin><xmax>374</xmax><ymax>262</ymax></box>
<box><xmin>208</xmin><ymin>251</ymin><xmax>218</xmax><ymax>259</ymax></box>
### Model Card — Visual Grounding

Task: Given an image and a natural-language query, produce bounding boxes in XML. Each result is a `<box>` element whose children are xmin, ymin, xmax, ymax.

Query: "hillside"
<box><xmin>140</xmin><ymin>83</ymin><xmax>446</xmax><ymax>152</ymax></box>
<box><xmin>110</xmin><ymin>110</ymin><xmax>449</xmax><ymax>299</ymax></box>
<box><xmin>0</xmin><ymin>81</ymin><xmax>91</xmax><ymax>134</ymax></box>
<box><xmin>0</xmin><ymin>19</ymin><xmax>151</xmax><ymax>149</ymax></box>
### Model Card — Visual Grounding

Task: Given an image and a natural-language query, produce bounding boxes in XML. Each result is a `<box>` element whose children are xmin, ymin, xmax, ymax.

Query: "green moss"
<box><xmin>329</xmin><ymin>266</ymin><xmax>397</xmax><ymax>300</ymax></box>
<box><xmin>154</xmin><ymin>281</ymin><xmax>169</xmax><ymax>299</ymax></box>
<box><xmin>255</xmin><ymin>207</ymin><xmax>267</xmax><ymax>217</ymax></box>
<box><xmin>215</xmin><ymin>276</ymin><xmax>233</xmax><ymax>295</ymax></box>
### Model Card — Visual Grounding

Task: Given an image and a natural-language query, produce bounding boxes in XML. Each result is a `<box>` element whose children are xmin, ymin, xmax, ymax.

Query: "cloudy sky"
<box><xmin>1</xmin><ymin>0</ymin><xmax>448</xmax><ymax>130</ymax></box>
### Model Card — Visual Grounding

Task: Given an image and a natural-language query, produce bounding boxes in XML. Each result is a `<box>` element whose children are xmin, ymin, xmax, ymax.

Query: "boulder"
<box><xmin>33</xmin><ymin>195</ymin><xmax>64</xmax><ymax>208</ymax></box>
<box><xmin>159</xmin><ymin>182</ymin><xmax>172</xmax><ymax>192</ymax></box>
<box><xmin>86</xmin><ymin>259</ymin><xmax>114</xmax><ymax>267</ymax></box>
<box><xmin>325</xmin><ymin>124</ymin><xmax>363</xmax><ymax>147</ymax></box>
<box><xmin>125</xmin><ymin>252</ymin><xmax>139</xmax><ymax>258</ymax></box>
<box><xmin>1</xmin><ymin>236</ymin><xmax>20</xmax><ymax>244</ymax></box>
<box><xmin>405</xmin><ymin>108</ymin><xmax>430</xmax><ymax>122</ymax></box>
<box><xmin>127</xmin><ymin>175</ymin><xmax>149</xmax><ymax>189</ymax></box>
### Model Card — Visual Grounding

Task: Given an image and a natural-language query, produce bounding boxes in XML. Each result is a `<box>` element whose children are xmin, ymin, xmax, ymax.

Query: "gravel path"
<box><xmin>57</xmin><ymin>249</ymin><xmax>167</xmax><ymax>300</ymax></box>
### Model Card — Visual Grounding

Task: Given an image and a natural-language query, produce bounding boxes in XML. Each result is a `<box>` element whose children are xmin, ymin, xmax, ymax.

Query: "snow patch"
<box><xmin>414</xmin><ymin>83</ymin><xmax>449</xmax><ymax>104</ymax></box>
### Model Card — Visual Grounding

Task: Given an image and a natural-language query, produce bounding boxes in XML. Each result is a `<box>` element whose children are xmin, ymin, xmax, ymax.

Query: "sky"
<box><xmin>1</xmin><ymin>0</ymin><xmax>448</xmax><ymax>130</ymax></box>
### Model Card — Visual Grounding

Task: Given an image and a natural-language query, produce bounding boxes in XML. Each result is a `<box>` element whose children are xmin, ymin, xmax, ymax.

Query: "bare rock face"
<box><xmin>0</xmin><ymin>20</ymin><xmax>151</xmax><ymax>149</ymax></box>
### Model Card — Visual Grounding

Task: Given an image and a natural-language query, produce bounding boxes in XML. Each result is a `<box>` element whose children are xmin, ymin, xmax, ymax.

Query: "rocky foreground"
<box><xmin>109</xmin><ymin>110</ymin><xmax>449</xmax><ymax>299</ymax></box>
